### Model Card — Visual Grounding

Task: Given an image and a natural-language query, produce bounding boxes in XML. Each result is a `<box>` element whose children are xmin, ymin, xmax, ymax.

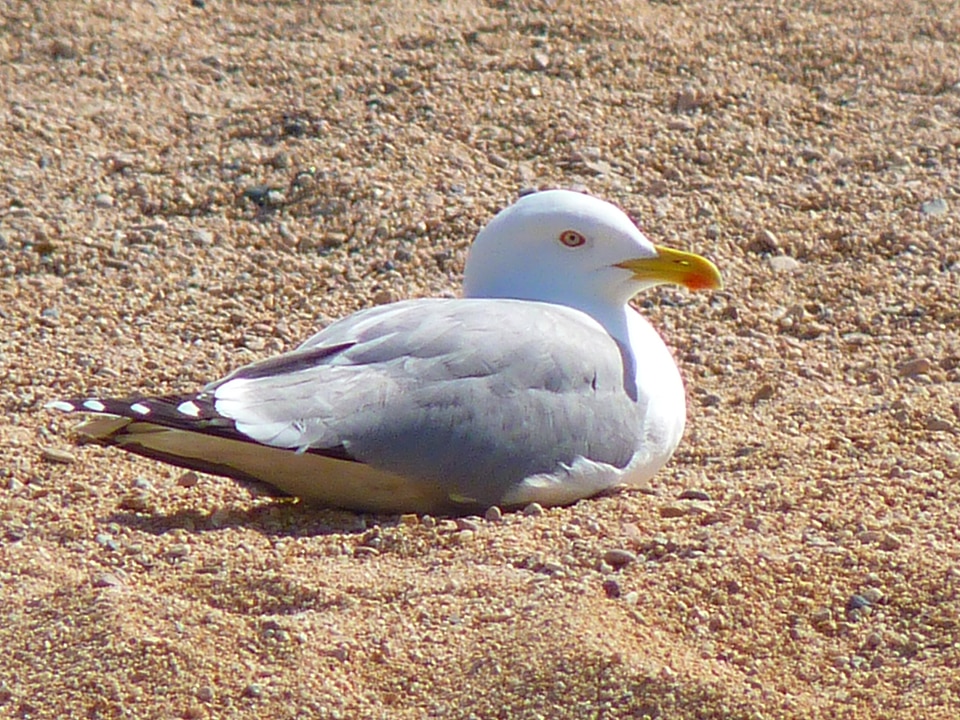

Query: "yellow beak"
<box><xmin>615</xmin><ymin>245</ymin><xmax>723</xmax><ymax>291</ymax></box>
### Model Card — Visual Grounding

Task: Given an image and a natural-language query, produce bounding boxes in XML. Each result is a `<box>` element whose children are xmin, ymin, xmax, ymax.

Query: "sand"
<box><xmin>2</xmin><ymin>1</ymin><xmax>960</xmax><ymax>717</ymax></box>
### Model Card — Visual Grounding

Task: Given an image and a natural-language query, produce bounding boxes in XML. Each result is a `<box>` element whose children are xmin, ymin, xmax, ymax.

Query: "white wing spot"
<box><xmin>177</xmin><ymin>400</ymin><xmax>201</xmax><ymax>418</ymax></box>
<box><xmin>45</xmin><ymin>400</ymin><xmax>78</xmax><ymax>412</ymax></box>
<box><xmin>83</xmin><ymin>399</ymin><xmax>106</xmax><ymax>412</ymax></box>
<box><xmin>129</xmin><ymin>402</ymin><xmax>151</xmax><ymax>415</ymax></box>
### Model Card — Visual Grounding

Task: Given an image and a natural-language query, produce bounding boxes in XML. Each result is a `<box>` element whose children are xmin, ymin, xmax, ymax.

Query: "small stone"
<box><xmin>847</xmin><ymin>594</ymin><xmax>871</xmax><ymax>611</ymax></box>
<box><xmin>879</xmin><ymin>532</ymin><xmax>902</xmax><ymax>551</ymax></box>
<box><xmin>242</xmin><ymin>683</ymin><xmax>262</xmax><ymax>699</ymax></box>
<box><xmin>93</xmin><ymin>572</ymin><xmax>123</xmax><ymax>588</ymax></box>
<box><xmin>898</xmin><ymin>357</ymin><xmax>932</xmax><ymax>377</ymax></box>
<box><xmin>678</xmin><ymin>488</ymin><xmax>712</xmax><ymax>501</ymax></box>
<box><xmin>603</xmin><ymin>548</ymin><xmax>638</xmax><ymax>569</ymax></box>
<box><xmin>373</xmin><ymin>290</ymin><xmax>396</xmax><ymax>305</ymax></box>
<box><xmin>522</xmin><ymin>502</ymin><xmax>544</xmax><ymax>517</ymax></box>
<box><xmin>622</xmin><ymin>591</ymin><xmax>639</xmax><ymax>606</ymax></box>
<box><xmin>484</xmin><ymin>505</ymin><xmax>502</xmax><ymax>522</ymax></box>
<box><xmin>49</xmin><ymin>39</ymin><xmax>78</xmax><ymax>60</ymax></box>
<box><xmin>700</xmin><ymin>393</ymin><xmax>721</xmax><ymax>407</ymax></box>
<box><xmin>751</xmin><ymin>383</ymin><xmax>776</xmax><ymax>404</ymax></box>
<box><xmin>530</xmin><ymin>51</ymin><xmax>550</xmax><ymax>71</ymax></box>
<box><xmin>862</xmin><ymin>587</ymin><xmax>884</xmax><ymax>604</ymax></box>
<box><xmin>118</xmin><ymin>492</ymin><xmax>151</xmax><ymax>513</ymax></box>
<box><xmin>751</xmin><ymin>228</ymin><xmax>781</xmax><ymax>254</ymax></box>
<box><xmin>93</xmin><ymin>193</ymin><xmax>115</xmax><ymax>208</ymax></box>
<box><xmin>920</xmin><ymin>197</ymin><xmax>948</xmax><ymax>216</ymax></box>
<box><xmin>456</xmin><ymin>517</ymin><xmax>481</xmax><ymax>533</ymax></box>
<box><xmin>926</xmin><ymin>416</ymin><xmax>954</xmax><ymax>432</ymax></box>
<box><xmin>244</xmin><ymin>185</ymin><xmax>281</xmax><ymax>207</ymax></box>
<box><xmin>166</xmin><ymin>543</ymin><xmax>190</xmax><ymax>559</ymax></box>
<box><xmin>675</xmin><ymin>87</ymin><xmax>700</xmax><ymax>113</ymax></box>
<box><xmin>811</xmin><ymin>607</ymin><xmax>833</xmax><ymax>625</ymax></box>
<box><xmin>399</xmin><ymin>513</ymin><xmax>419</xmax><ymax>527</ymax></box>
<box><xmin>197</xmin><ymin>686</ymin><xmax>215</xmax><ymax>702</ymax></box>
<box><xmin>602</xmin><ymin>579</ymin><xmax>621</xmax><ymax>598</ymax></box>
<box><xmin>176</xmin><ymin>471</ymin><xmax>199</xmax><ymax>488</ymax></box>
<box><xmin>659</xmin><ymin>504</ymin><xmax>687</xmax><ymax>518</ymax></box>
<box><xmin>322</xmin><ymin>232</ymin><xmax>348</xmax><ymax>248</ymax></box>
<box><xmin>40</xmin><ymin>446</ymin><xmax>76</xmax><ymax>464</ymax></box>
<box><xmin>453</xmin><ymin>530</ymin><xmax>475</xmax><ymax>545</ymax></box>
<box><xmin>190</xmin><ymin>229</ymin><xmax>214</xmax><ymax>247</ymax></box>
<box><xmin>95</xmin><ymin>533</ymin><xmax>119</xmax><ymax>551</ymax></box>
<box><xmin>767</xmin><ymin>255</ymin><xmax>801</xmax><ymax>273</ymax></box>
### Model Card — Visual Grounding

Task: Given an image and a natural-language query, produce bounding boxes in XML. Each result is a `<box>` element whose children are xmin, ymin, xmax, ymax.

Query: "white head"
<box><xmin>463</xmin><ymin>190</ymin><xmax>721</xmax><ymax>318</ymax></box>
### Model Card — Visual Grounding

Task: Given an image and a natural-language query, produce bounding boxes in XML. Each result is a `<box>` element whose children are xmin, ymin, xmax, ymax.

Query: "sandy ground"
<box><xmin>2</xmin><ymin>0</ymin><xmax>960</xmax><ymax>717</ymax></box>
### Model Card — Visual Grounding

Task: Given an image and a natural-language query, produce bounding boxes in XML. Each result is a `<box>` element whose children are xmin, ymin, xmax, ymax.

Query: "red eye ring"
<box><xmin>559</xmin><ymin>230</ymin><xmax>586</xmax><ymax>248</ymax></box>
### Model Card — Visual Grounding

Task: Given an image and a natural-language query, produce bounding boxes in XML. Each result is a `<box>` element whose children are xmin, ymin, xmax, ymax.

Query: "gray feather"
<box><xmin>207</xmin><ymin>298</ymin><xmax>640</xmax><ymax>506</ymax></box>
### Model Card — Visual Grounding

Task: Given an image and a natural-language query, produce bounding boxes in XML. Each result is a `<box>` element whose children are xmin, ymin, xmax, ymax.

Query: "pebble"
<box><xmin>862</xmin><ymin>587</ymin><xmax>884</xmax><ymax>604</ymax></box>
<box><xmin>879</xmin><ymin>532</ymin><xmax>902</xmax><ymax>551</ymax></box>
<box><xmin>925</xmin><ymin>416</ymin><xmax>954</xmax><ymax>432</ymax></box>
<box><xmin>40</xmin><ymin>446</ymin><xmax>76</xmax><ymax>464</ymax></box>
<box><xmin>322</xmin><ymin>232</ymin><xmax>348</xmax><ymax>248</ymax></box>
<box><xmin>847</xmin><ymin>594</ymin><xmax>871</xmax><ymax>611</ymax></box>
<box><xmin>700</xmin><ymin>393</ymin><xmax>721</xmax><ymax>407</ymax></box>
<box><xmin>522</xmin><ymin>502</ymin><xmax>544</xmax><ymax>517</ymax></box>
<box><xmin>767</xmin><ymin>255</ymin><xmax>801</xmax><ymax>273</ymax></box>
<box><xmin>675</xmin><ymin>87</ymin><xmax>700</xmax><ymax>113</ymax></box>
<box><xmin>678</xmin><ymin>489</ymin><xmax>712</xmax><ymax>501</ymax></box>
<box><xmin>456</xmin><ymin>517</ymin><xmax>481</xmax><ymax>533</ymax></box>
<box><xmin>166</xmin><ymin>543</ymin><xmax>191</xmax><ymax>559</ymax></box>
<box><xmin>530</xmin><ymin>51</ymin><xmax>550</xmax><ymax>71</ymax></box>
<box><xmin>751</xmin><ymin>228</ymin><xmax>781</xmax><ymax>254</ymax></box>
<box><xmin>95</xmin><ymin>533</ymin><xmax>119</xmax><ymax>551</ymax></box>
<box><xmin>920</xmin><ymin>197</ymin><xmax>948</xmax><ymax>216</ymax></box>
<box><xmin>897</xmin><ymin>357</ymin><xmax>932</xmax><ymax>377</ymax></box>
<box><xmin>92</xmin><ymin>573</ymin><xmax>124</xmax><ymax>588</ymax></box>
<box><xmin>190</xmin><ymin>229</ymin><xmax>214</xmax><ymax>247</ymax></box>
<box><xmin>242</xmin><ymin>683</ymin><xmax>262</xmax><ymax>699</ymax></box>
<box><xmin>751</xmin><ymin>383</ymin><xmax>776</xmax><ymax>404</ymax></box>
<box><xmin>603</xmin><ymin>548</ymin><xmax>638</xmax><ymax>569</ymax></box>
<box><xmin>119</xmin><ymin>492</ymin><xmax>151</xmax><ymax>513</ymax></box>
<box><xmin>602</xmin><ymin>579</ymin><xmax>621</xmax><ymax>598</ymax></box>
<box><xmin>659</xmin><ymin>504</ymin><xmax>688</xmax><ymax>519</ymax></box>
<box><xmin>488</xmin><ymin>153</ymin><xmax>509</xmax><ymax>169</ymax></box>
<box><xmin>483</xmin><ymin>505</ymin><xmax>502</xmax><ymax>522</ymax></box>
<box><xmin>176</xmin><ymin>471</ymin><xmax>199</xmax><ymax>488</ymax></box>
<box><xmin>93</xmin><ymin>193</ymin><xmax>114</xmax><ymax>208</ymax></box>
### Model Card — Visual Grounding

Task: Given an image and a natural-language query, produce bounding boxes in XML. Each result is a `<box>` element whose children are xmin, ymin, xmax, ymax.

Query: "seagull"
<box><xmin>47</xmin><ymin>190</ymin><xmax>721</xmax><ymax>514</ymax></box>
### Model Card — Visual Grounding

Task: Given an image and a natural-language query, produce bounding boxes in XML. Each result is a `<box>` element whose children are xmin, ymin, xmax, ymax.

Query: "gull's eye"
<box><xmin>559</xmin><ymin>230</ymin><xmax>586</xmax><ymax>248</ymax></box>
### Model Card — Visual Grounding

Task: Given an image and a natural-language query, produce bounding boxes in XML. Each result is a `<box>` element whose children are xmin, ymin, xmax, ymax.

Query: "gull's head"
<box><xmin>463</xmin><ymin>190</ymin><xmax>722</xmax><ymax>313</ymax></box>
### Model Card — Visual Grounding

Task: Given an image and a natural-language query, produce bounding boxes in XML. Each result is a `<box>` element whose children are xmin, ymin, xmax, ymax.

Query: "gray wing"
<box><xmin>206</xmin><ymin>298</ymin><xmax>641</xmax><ymax>506</ymax></box>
